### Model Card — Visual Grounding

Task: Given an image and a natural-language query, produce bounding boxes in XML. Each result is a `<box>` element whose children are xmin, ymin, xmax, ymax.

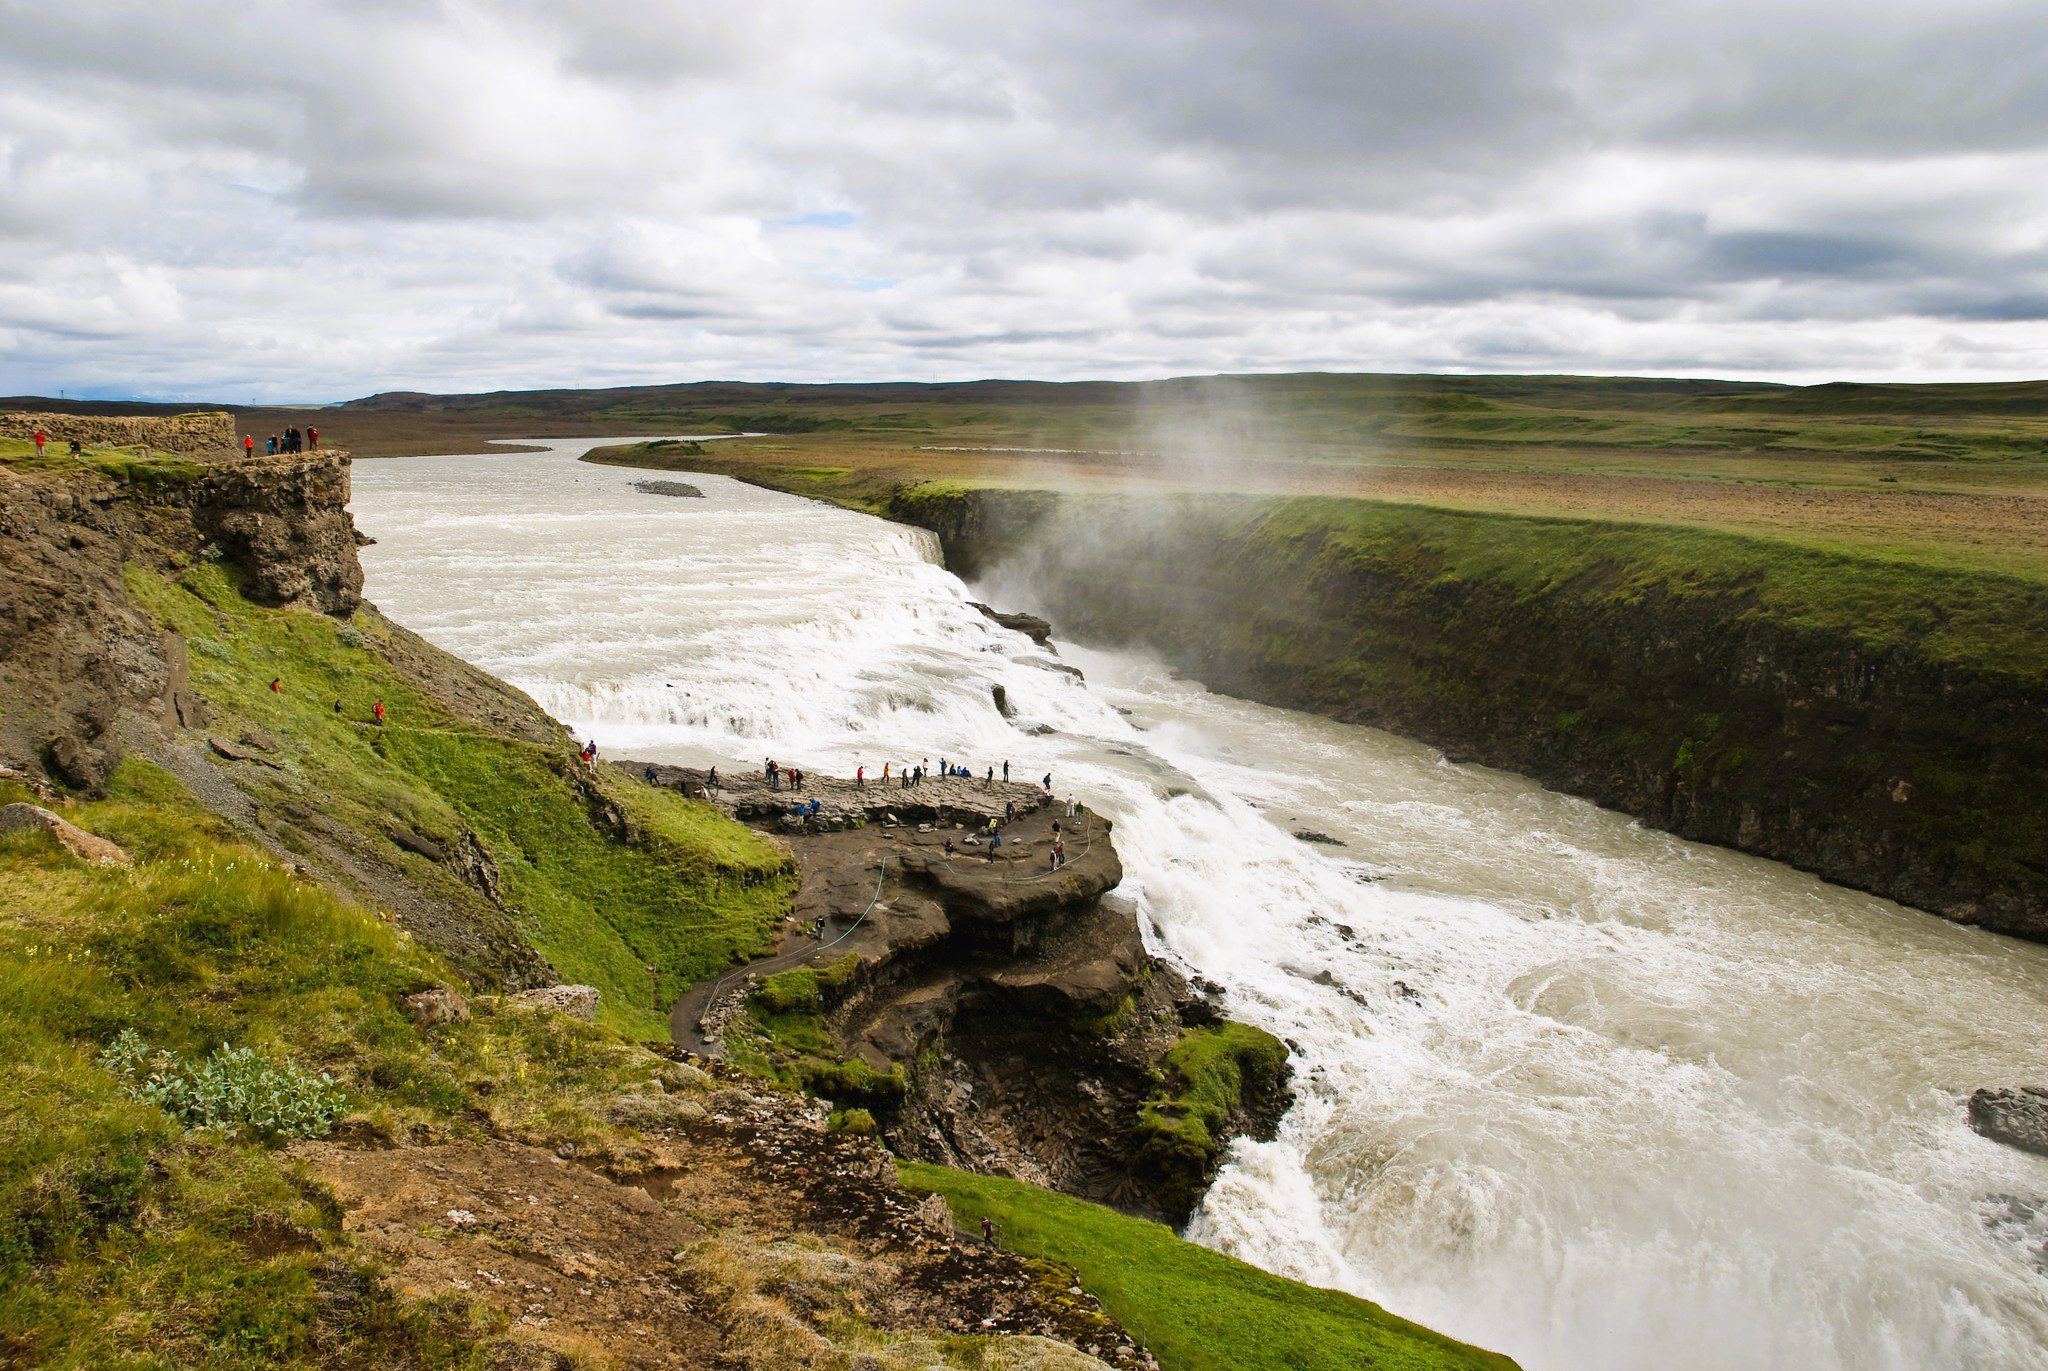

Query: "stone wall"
<box><xmin>0</xmin><ymin>410</ymin><xmax>238</xmax><ymax>456</ymax></box>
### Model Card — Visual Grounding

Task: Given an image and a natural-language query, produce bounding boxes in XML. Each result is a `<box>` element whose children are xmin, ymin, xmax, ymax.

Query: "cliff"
<box><xmin>0</xmin><ymin>449</ymin><xmax>361</xmax><ymax>793</ymax></box>
<box><xmin>886</xmin><ymin>485</ymin><xmax>2048</xmax><ymax>942</ymax></box>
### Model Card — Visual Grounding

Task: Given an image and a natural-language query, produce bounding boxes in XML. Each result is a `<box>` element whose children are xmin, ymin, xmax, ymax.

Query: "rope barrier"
<box><xmin>692</xmin><ymin>855</ymin><xmax>891</xmax><ymax>1029</ymax></box>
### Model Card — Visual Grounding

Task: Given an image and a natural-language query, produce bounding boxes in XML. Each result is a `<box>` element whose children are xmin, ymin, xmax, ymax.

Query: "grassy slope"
<box><xmin>900</xmin><ymin>1164</ymin><xmax>1519</xmax><ymax>1371</ymax></box>
<box><xmin>0</xmin><ymin>759</ymin><xmax>672</xmax><ymax>1367</ymax></box>
<box><xmin>1184</xmin><ymin>494</ymin><xmax>2048</xmax><ymax>683</ymax></box>
<box><xmin>129</xmin><ymin>561</ymin><xmax>794</xmax><ymax>1039</ymax></box>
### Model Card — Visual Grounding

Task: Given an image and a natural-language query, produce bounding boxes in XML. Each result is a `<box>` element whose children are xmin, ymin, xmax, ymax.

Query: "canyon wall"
<box><xmin>888</xmin><ymin>485</ymin><xmax>2048</xmax><ymax>943</ymax></box>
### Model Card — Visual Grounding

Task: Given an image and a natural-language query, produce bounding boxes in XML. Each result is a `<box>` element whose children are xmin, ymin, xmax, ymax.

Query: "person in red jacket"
<box><xmin>244</xmin><ymin>434</ymin><xmax>255</xmax><ymax>456</ymax></box>
<box><xmin>32</xmin><ymin>428</ymin><xmax>45</xmax><ymax>456</ymax></box>
<box><xmin>373</xmin><ymin>699</ymin><xmax>386</xmax><ymax>726</ymax></box>
<box><xmin>308</xmin><ymin>426</ymin><xmax>319</xmax><ymax>450</ymax></box>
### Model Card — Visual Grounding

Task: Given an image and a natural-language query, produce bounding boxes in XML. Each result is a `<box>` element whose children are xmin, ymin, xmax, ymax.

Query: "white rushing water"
<box><xmin>353</xmin><ymin>442</ymin><xmax>2048</xmax><ymax>1371</ymax></box>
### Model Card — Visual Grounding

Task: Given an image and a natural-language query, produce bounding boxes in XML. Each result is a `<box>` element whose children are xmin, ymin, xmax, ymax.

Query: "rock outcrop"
<box><xmin>0</xmin><ymin>449</ymin><xmax>362</xmax><ymax>791</ymax></box>
<box><xmin>510</xmin><ymin>984</ymin><xmax>603</xmax><ymax>1021</ymax></box>
<box><xmin>654</xmin><ymin>764</ymin><xmax>1291</xmax><ymax>1225</ymax></box>
<box><xmin>0</xmin><ymin>802</ymin><xmax>132</xmax><ymax>866</ymax></box>
<box><xmin>1969</xmin><ymin>1087</ymin><xmax>2048</xmax><ymax>1158</ymax></box>
<box><xmin>0</xmin><ymin>409</ymin><xmax>237</xmax><ymax>455</ymax></box>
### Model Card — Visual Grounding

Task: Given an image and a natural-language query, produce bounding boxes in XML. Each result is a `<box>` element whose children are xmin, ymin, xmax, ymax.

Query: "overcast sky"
<box><xmin>4</xmin><ymin>0</ymin><xmax>2048</xmax><ymax>400</ymax></box>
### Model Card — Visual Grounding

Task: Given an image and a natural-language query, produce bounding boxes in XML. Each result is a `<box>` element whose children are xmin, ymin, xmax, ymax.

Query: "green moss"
<box><xmin>899</xmin><ymin>1164</ymin><xmax>1519</xmax><ymax>1371</ymax></box>
<box><xmin>1131</xmin><ymin>1023</ymin><xmax>1289</xmax><ymax>1214</ymax></box>
<box><xmin>753</xmin><ymin>952</ymin><xmax>861</xmax><ymax>1014</ymax></box>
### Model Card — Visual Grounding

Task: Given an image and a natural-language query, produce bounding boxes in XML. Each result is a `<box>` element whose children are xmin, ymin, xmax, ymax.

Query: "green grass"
<box><xmin>1245</xmin><ymin>495</ymin><xmax>2048</xmax><ymax>682</ymax></box>
<box><xmin>0</xmin><ymin>435</ymin><xmax>206</xmax><ymax>486</ymax></box>
<box><xmin>898</xmin><ymin>1164</ymin><xmax>1519</xmax><ymax>1371</ymax></box>
<box><xmin>127</xmin><ymin>561</ymin><xmax>795</xmax><ymax>1038</ymax></box>
<box><xmin>0</xmin><ymin>759</ymin><xmax>669</xmax><ymax>1366</ymax></box>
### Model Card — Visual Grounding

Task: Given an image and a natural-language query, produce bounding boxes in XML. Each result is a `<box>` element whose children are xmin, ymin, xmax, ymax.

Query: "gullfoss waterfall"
<box><xmin>352</xmin><ymin>444</ymin><xmax>2048</xmax><ymax>1371</ymax></box>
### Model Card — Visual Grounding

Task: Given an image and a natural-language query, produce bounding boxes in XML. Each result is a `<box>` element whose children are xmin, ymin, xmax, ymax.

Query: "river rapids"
<box><xmin>353</xmin><ymin>442</ymin><xmax>2048</xmax><ymax>1371</ymax></box>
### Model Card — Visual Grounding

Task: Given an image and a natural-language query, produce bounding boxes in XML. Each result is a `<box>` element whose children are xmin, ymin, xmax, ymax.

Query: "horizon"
<box><xmin>21</xmin><ymin>363</ymin><xmax>2048</xmax><ymax>413</ymax></box>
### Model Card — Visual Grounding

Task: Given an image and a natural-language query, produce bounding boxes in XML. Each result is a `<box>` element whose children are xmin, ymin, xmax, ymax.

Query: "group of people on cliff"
<box><xmin>242</xmin><ymin>425</ymin><xmax>317</xmax><ymax>456</ymax></box>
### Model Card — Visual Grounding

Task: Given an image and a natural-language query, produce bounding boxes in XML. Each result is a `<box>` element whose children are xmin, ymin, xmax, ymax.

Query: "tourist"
<box><xmin>644</xmin><ymin>764</ymin><xmax>658</xmax><ymax>783</ymax></box>
<box><xmin>1004</xmin><ymin>800</ymin><xmax>1016</xmax><ymax>824</ymax></box>
<box><xmin>270</xmin><ymin>676</ymin><xmax>282</xmax><ymax>693</ymax></box>
<box><xmin>32</xmin><ymin>428</ymin><xmax>45</xmax><ymax>456</ymax></box>
<box><xmin>1066</xmin><ymin>796</ymin><xmax>1078</xmax><ymax>817</ymax></box>
<box><xmin>243</xmin><ymin>434</ymin><xmax>254</xmax><ymax>456</ymax></box>
<box><xmin>372</xmin><ymin>699</ymin><xmax>385</xmax><ymax>726</ymax></box>
<box><xmin>266</xmin><ymin>435</ymin><xmax>278</xmax><ymax>455</ymax></box>
<box><xmin>944</xmin><ymin>836</ymin><xmax>955</xmax><ymax>855</ymax></box>
<box><xmin>856</xmin><ymin>765</ymin><xmax>865</xmax><ymax>790</ymax></box>
<box><xmin>981</xmin><ymin>1216</ymin><xmax>998</xmax><ymax>1248</ymax></box>
<box><xmin>984</xmin><ymin>766</ymin><xmax>993</xmax><ymax>788</ymax></box>
<box><xmin>333</xmin><ymin>699</ymin><xmax>343</xmax><ymax>715</ymax></box>
<box><xmin>67</xmin><ymin>439</ymin><xmax>81</xmax><ymax>457</ymax></box>
<box><xmin>987</xmin><ymin>828</ymin><xmax>1002</xmax><ymax>862</ymax></box>
<box><xmin>707</xmin><ymin>765</ymin><xmax>719</xmax><ymax>789</ymax></box>
<box><xmin>1003</xmin><ymin>760</ymin><xmax>1009</xmax><ymax>783</ymax></box>
<box><xmin>307</xmin><ymin>426</ymin><xmax>318</xmax><ymax>450</ymax></box>
<box><xmin>883</xmin><ymin>762</ymin><xmax>890</xmax><ymax>783</ymax></box>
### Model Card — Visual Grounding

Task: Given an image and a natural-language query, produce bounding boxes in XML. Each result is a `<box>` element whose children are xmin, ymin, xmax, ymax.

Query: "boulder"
<box><xmin>508</xmin><ymin>984</ymin><xmax>601</xmax><ymax>1021</ymax></box>
<box><xmin>657</xmin><ymin>1061</ymin><xmax>714</xmax><ymax>1094</ymax></box>
<box><xmin>207</xmin><ymin>735</ymin><xmax>280</xmax><ymax>768</ymax></box>
<box><xmin>389</xmin><ymin>826</ymin><xmax>446</xmax><ymax>862</ymax></box>
<box><xmin>403</xmin><ymin>987</ymin><xmax>470</xmax><ymax>1029</ymax></box>
<box><xmin>607</xmin><ymin>1093</ymin><xmax>709</xmax><ymax>1129</ymax></box>
<box><xmin>912</xmin><ymin>1191</ymin><xmax>955</xmax><ymax>1236</ymax></box>
<box><xmin>1968</xmin><ymin>1087</ymin><xmax>2048</xmax><ymax>1158</ymax></box>
<box><xmin>43</xmin><ymin>735</ymin><xmax>102</xmax><ymax>790</ymax></box>
<box><xmin>238</xmin><ymin>725</ymin><xmax>280</xmax><ymax>754</ymax></box>
<box><xmin>0</xmin><ymin>803</ymin><xmax>131</xmax><ymax>866</ymax></box>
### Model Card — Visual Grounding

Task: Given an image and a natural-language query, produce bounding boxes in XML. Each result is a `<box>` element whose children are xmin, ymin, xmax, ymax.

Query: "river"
<box><xmin>352</xmin><ymin>441</ymin><xmax>2048</xmax><ymax>1371</ymax></box>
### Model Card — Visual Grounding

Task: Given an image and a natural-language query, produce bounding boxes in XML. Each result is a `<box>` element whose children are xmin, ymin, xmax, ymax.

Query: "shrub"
<box><xmin>337</xmin><ymin>625</ymin><xmax>367</xmax><ymax>649</ymax></box>
<box><xmin>99</xmin><ymin>1030</ymin><xmax>347</xmax><ymax>1140</ymax></box>
<box><xmin>827</xmin><ymin>1108</ymin><xmax>876</xmax><ymax>1136</ymax></box>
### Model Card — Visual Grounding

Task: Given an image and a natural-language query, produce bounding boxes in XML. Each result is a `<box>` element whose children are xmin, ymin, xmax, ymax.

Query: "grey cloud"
<box><xmin>3</xmin><ymin>0</ymin><xmax>2048</xmax><ymax>397</ymax></box>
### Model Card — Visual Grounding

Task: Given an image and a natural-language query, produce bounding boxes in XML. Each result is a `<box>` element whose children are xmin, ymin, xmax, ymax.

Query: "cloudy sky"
<box><xmin>4</xmin><ymin>0</ymin><xmax>2048</xmax><ymax>400</ymax></box>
